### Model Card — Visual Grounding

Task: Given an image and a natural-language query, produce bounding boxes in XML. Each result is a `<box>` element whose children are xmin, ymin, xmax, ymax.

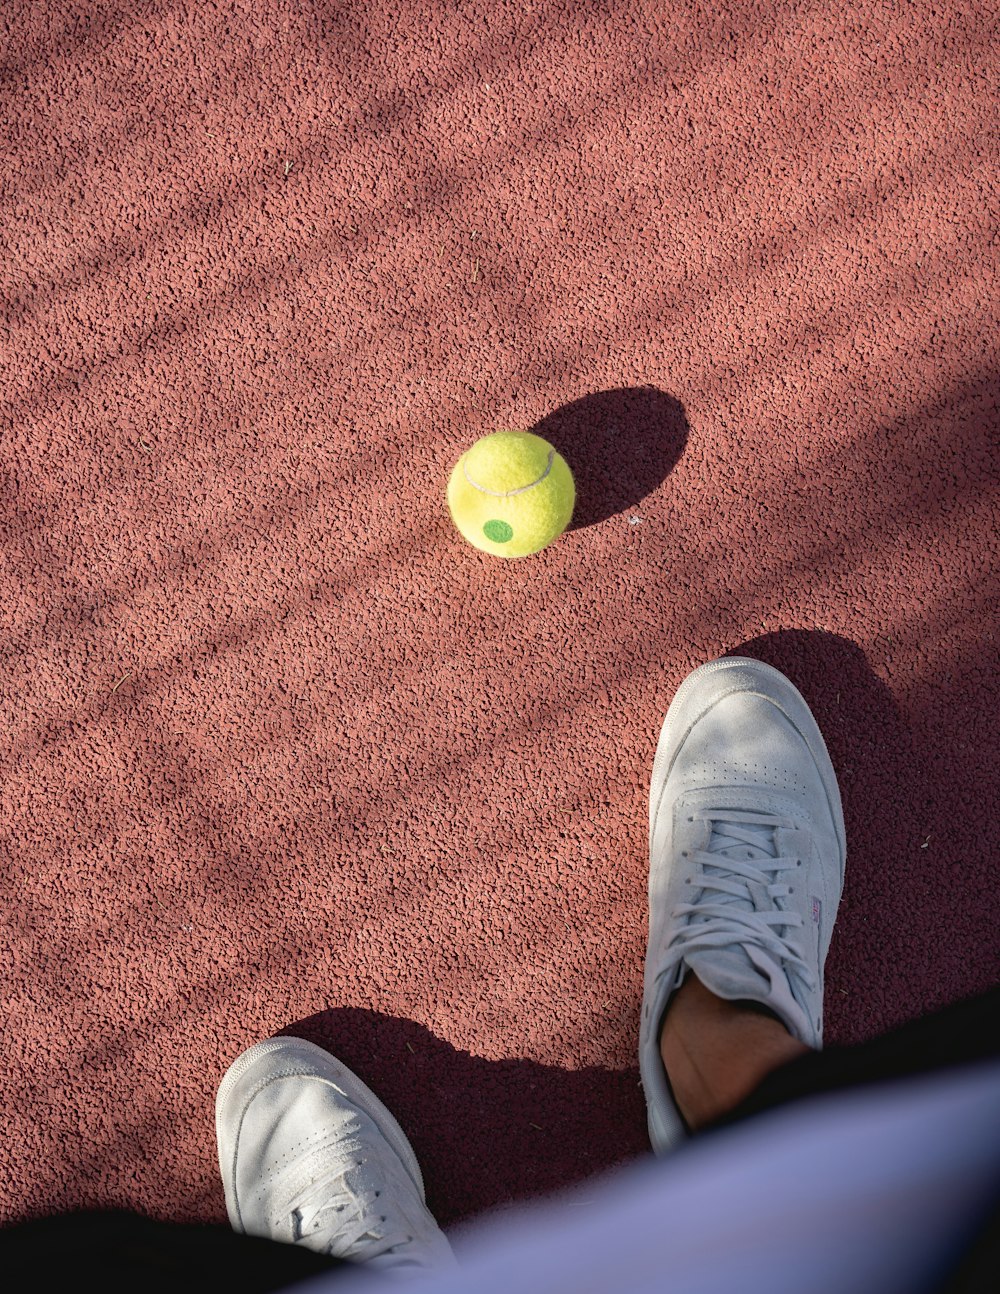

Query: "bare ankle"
<box><xmin>658</xmin><ymin>972</ymin><xmax>811</xmax><ymax>1130</ymax></box>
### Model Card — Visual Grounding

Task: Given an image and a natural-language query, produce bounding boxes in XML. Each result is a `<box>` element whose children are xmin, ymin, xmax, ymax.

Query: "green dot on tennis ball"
<box><xmin>483</xmin><ymin>519</ymin><xmax>514</xmax><ymax>543</ymax></box>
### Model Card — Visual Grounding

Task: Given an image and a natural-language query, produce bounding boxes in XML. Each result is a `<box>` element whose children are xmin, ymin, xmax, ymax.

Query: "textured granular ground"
<box><xmin>0</xmin><ymin>0</ymin><xmax>997</xmax><ymax>1230</ymax></box>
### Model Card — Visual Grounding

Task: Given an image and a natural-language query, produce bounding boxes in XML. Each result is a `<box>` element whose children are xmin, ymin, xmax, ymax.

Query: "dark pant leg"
<box><xmin>0</xmin><ymin>1208</ymin><xmax>345</xmax><ymax>1293</ymax></box>
<box><xmin>713</xmin><ymin>985</ymin><xmax>1000</xmax><ymax>1129</ymax></box>
<box><xmin>710</xmin><ymin>986</ymin><xmax>1000</xmax><ymax>1294</ymax></box>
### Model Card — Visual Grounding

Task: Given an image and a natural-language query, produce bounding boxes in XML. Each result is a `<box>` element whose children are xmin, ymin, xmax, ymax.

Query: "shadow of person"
<box><xmin>726</xmin><ymin>629</ymin><xmax>932</xmax><ymax>1045</ymax></box>
<box><xmin>282</xmin><ymin>630</ymin><xmax>947</xmax><ymax>1234</ymax></box>
<box><xmin>530</xmin><ymin>387</ymin><xmax>688</xmax><ymax>530</ymax></box>
<box><xmin>281</xmin><ymin>1007</ymin><xmax>649</xmax><ymax>1230</ymax></box>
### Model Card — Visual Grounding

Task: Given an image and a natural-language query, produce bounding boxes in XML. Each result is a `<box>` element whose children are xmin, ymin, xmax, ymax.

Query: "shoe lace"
<box><xmin>661</xmin><ymin>810</ymin><xmax>815</xmax><ymax>990</ymax></box>
<box><xmin>283</xmin><ymin>1154</ymin><xmax>418</xmax><ymax>1270</ymax></box>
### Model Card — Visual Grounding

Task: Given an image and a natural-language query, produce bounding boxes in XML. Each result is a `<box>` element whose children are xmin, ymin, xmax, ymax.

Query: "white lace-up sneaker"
<box><xmin>216</xmin><ymin>1037</ymin><xmax>457</xmax><ymax>1277</ymax></box>
<box><xmin>639</xmin><ymin>657</ymin><xmax>847</xmax><ymax>1154</ymax></box>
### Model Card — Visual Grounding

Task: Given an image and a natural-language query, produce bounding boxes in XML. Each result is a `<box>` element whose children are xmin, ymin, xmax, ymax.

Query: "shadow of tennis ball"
<box><xmin>532</xmin><ymin>386</ymin><xmax>688</xmax><ymax>530</ymax></box>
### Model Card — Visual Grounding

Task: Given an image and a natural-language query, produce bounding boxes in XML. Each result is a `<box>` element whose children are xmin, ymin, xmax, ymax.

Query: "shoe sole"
<box><xmin>216</xmin><ymin>1037</ymin><xmax>427</xmax><ymax>1232</ymax></box>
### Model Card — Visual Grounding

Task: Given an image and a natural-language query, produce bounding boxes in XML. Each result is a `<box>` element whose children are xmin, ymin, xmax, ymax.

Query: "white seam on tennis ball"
<box><xmin>463</xmin><ymin>448</ymin><xmax>555</xmax><ymax>497</ymax></box>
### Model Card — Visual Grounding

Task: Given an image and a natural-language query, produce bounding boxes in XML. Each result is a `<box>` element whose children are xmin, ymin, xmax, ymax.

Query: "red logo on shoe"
<box><xmin>811</xmin><ymin>898</ymin><xmax>822</xmax><ymax>925</ymax></box>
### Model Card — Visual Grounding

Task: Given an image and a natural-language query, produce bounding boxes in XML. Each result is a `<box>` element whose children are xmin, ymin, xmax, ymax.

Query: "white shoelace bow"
<box><xmin>284</xmin><ymin>1157</ymin><xmax>418</xmax><ymax>1270</ymax></box>
<box><xmin>661</xmin><ymin>810</ymin><xmax>816</xmax><ymax>991</ymax></box>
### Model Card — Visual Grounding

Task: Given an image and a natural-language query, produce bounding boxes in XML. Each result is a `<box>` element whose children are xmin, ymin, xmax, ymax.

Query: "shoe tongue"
<box><xmin>707</xmin><ymin>817</ymin><xmax>776</xmax><ymax>862</ymax></box>
<box><xmin>683</xmin><ymin>820</ymin><xmax>811</xmax><ymax>1043</ymax></box>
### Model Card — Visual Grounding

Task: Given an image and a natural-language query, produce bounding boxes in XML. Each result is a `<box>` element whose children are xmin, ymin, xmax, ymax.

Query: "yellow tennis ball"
<box><xmin>447</xmin><ymin>431</ymin><xmax>575</xmax><ymax>558</ymax></box>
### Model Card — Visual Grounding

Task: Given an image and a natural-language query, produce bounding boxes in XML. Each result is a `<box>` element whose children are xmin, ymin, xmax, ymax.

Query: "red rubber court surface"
<box><xmin>1</xmin><ymin>0</ymin><xmax>998</xmax><ymax>1231</ymax></box>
